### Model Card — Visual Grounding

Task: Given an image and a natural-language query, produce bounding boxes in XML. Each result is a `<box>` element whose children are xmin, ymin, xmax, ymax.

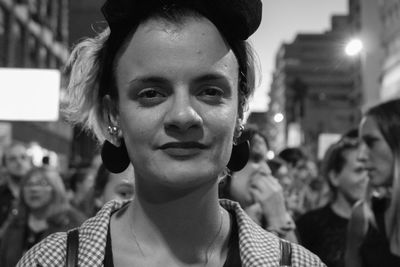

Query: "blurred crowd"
<box><xmin>0</xmin><ymin>142</ymin><xmax>135</xmax><ymax>266</ymax></box>
<box><xmin>0</xmin><ymin>99</ymin><xmax>399</xmax><ymax>267</ymax></box>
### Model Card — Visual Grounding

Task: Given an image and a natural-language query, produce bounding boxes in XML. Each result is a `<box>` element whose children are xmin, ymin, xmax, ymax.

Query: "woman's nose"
<box><xmin>357</xmin><ymin>142</ymin><xmax>369</xmax><ymax>162</ymax></box>
<box><xmin>164</xmin><ymin>91</ymin><xmax>203</xmax><ymax>133</ymax></box>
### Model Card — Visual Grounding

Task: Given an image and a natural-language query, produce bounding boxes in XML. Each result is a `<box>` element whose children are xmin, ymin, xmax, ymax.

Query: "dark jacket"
<box><xmin>0</xmin><ymin>207</ymin><xmax>86</xmax><ymax>267</ymax></box>
<box><xmin>0</xmin><ymin>183</ymin><xmax>17</xmax><ymax>229</ymax></box>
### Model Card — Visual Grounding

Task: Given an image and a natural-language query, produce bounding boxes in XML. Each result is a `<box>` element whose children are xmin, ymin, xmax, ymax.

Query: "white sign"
<box><xmin>318</xmin><ymin>133</ymin><xmax>342</xmax><ymax>160</ymax></box>
<box><xmin>287</xmin><ymin>122</ymin><xmax>302</xmax><ymax>147</ymax></box>
<box><xmin>0</xmin><ymin>68</ymin><xmax>60</xmax><ymax>121</ymax></box>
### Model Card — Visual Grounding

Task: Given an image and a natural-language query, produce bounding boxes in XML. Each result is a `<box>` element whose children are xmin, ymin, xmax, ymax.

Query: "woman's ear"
<box><xmin>94</xmin><ymin>196</ymin><xmax>105</xmax><ymax>209</ymax></box>
<box><xmin>328</xmin><ymin>170</ymin><xmax>339</xmax><ymax>187</ymax></box>
<box><xmin>102</xmin><ymin>95</ymin><xmax>120</xmax><ymax>129</ymax></box>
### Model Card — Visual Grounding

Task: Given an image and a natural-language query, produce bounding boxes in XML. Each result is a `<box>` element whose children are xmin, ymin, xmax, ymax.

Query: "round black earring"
<box><xmin>101</xmin><ymin>139</ymin><xmax>130</xmax><ymax>173</ymax></box>
<box><xmin>227</xmin><ymin>140</ymin><xmax>250</xmax><ymax>172</ymax></box>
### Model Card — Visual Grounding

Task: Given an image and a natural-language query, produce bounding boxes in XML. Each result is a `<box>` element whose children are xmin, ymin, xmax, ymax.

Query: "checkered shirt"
<box><xmin>17</xmin><ymin>199</ymin><xmax>325</xmax><ymax>266</ymax></box>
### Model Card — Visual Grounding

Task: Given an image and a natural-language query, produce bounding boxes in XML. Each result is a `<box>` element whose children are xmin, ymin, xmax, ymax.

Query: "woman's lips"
<box><xmin>160</xmin><ymin>142</ymin><xmax>207</xmax><ymax>157</ymax></box>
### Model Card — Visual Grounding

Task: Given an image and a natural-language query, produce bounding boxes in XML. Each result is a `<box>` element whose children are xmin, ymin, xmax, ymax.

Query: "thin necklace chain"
<box><xmin>129</xmin><ymin>208</ymin><xmax>225</xmax><ymax>266</ymax></box>
<box><xmin>204</xmin><ymin>208</ymin><xmax>224</xmax><ymax>266</ymax></box>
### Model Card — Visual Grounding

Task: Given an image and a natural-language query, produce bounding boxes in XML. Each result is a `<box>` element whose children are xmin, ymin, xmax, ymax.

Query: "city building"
<box><xmin>0</xmin><ymin>0</ymin><xmax>72</xmax><ymax>171</ymax></box>
<box><xmin>379</xmin><ymin>0</ymin><xmax>400</xmax><ymax>101</ymax></box>
<box><xmin>267</xmin><ymin>15</ymin><xmax>361</xmax><ymax>158</ymax></box>
<box><xmin>348</xmin><ymin>0</ymin><xmax>400</xmax><ymax>108</ymax></box>
<box><xmin>349</xmin><ymin>0</ymin><xmax>384</xmax><ymax>110</ymax></box>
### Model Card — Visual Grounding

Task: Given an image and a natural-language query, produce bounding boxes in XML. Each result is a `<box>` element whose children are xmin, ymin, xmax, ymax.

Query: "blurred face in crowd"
<box><xmin>274</xmin><ymin>164</ymin><xmax>292</xmax><ymax>192</ymax></box>
<box><xmin>359</xmin><ymin>116</ymin><xmax>394</xmax><ymax>186</ymax></box>
<box><xmin>230</xmin><ymin>133</ymin><xmax>270</xmax><ymax>207</ymax></box>
<box><xmin>23</xmin><ymin>172</ymin><xmax>53</xmax><ymax>211</ymax></box>
<box><xmin>102</xmin><ymin>164</ymin><xmax>135</xmax><ymax>203</ymax></box>
<box><xmin>113</xmin><ymin>16</ymin><xmax>239</xmax><ymax>194</ymax></box>
<box><xmin>76</xmin><ymin>170</ymin><xmax>95</xmax><ymax>196</ymax></box>
<box><xmin>4</xmin><ymin>144</ymin><xmax>32</xmax><ymax>180</ymax></box>
<box><xmin>330</xmin><ymin>148</ymin><xmax>368</xmax><ymax>204</ymax></box>
<box><xmin>293</xmin><ymin>160</ymin><xmax>316</xmax><ymax>183</ymax></box>
<box><xmin>286</xmin><ymin>158</ymin><xmax>318</xmax><ymax>191</ymax></box>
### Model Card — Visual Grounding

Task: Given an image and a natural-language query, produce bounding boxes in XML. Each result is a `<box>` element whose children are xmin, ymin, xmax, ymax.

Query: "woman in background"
<box><xmin>345</xmin><ymin>99</ymin><xmax>400</xmax><ymax>267</ymax></box>
<box><xmin>219</xmin><ymin>127</ymin><xmax>297</xmax><ymax>241</ymax></box>
<box><xmin>0</xmin><ymin>167</ymin><xmax>86</xmax><ymax>267</ymax></box>
<box><xmin>85</xmin><ymin>163</ymin><xmax>135</xmax><ymax>216</ymax></box>
<box><xmin>297</xmin><ymin>137</ymin><xmax>368</xmax><ymax>267</ymax></box>
<box><xmin>68</xmin><ymin>166</ymin><xmax>96</xmax><ymax>216</ymax></box>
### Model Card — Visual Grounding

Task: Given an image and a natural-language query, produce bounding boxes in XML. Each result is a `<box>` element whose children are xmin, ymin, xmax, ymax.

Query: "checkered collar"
<box><xmin>19</xmin><ymin>199</ymin><xmax>325</xmax><ymax>266</ymax></box>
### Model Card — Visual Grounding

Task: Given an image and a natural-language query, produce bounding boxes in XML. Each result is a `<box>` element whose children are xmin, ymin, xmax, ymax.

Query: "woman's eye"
<box><xmin>198</xmin><ymin>87</ymin><xmax>224</xmax><ymax>103</ymax></box>
<box><xmin>363</xmin><ymin>136</ymin><xmax>377</xmax><ymax>148</ymax></box>
<box><xmin>138</xmin><ymin>88</ymin><xmax>163</xmax><ymax>98</ymax></box>
<box><xmin>137</xmin><ymin>88</ymin><xmax>166</xmax><ymax>105</ymax></box>
<box><xmin>202</xmin><ymin>87</ymin><xmax>223</xmax><ymax>96</ymax></box>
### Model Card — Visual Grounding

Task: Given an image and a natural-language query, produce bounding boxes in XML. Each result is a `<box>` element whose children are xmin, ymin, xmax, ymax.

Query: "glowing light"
<box><xmin>267</xmin><ymin>150</ymin><xmax>275</xmax><ymax>160</ymax></box>
<box><xmin>345</xmin><ymin>39</ymin><xmax>363</xmax><ymax>57</ymax></box>
<box><xmin>273</xmin><ymin>113</ymin><xmax>284</xmax><ymax>123</ymax></box>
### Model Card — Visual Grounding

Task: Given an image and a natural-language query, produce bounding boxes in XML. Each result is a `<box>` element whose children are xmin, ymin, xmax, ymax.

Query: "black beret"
<box><xmin>101</xmin><ymin>0</ymin><xmax>262</xmax><ymax>41</ymax></box>
<box><xmin>99</xmin><ymin>0</ymin><xmax>262</xmax><ymax>97</ymax></box>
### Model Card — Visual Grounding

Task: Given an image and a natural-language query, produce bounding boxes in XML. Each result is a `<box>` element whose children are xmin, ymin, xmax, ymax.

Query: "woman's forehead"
<box><xmin>360</xmin><ymin>116</ymin><xmax>380</xmax><ymax>135</ymax></box>
<box><xmin>118</xmin><ymin>17</ymin><xmax>237</xmax><ymax>68</ymax></box>
<box><xmin>29</xmin><ymin>172</ymin><xmax>47</xmax><ymax>181</ymax></box>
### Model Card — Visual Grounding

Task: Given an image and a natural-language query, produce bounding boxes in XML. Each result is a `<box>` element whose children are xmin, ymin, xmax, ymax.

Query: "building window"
<box><xmin>0</xmin><ymin>7</ymin><xmax>5</xmax><ymax>65</ymax></box>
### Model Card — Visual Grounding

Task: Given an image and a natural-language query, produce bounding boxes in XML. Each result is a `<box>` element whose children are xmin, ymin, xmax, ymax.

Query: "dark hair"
<box><xmin>69</xmin><ymin>167</ymin><xmax>93</xmax><ymax>193</ymax></box>
<box><xmin>93</xmin><ymin>164</ymin><xmax>112</xmax><ymax>199</ymax></box>
<box><xmin>366</xmin><ymin>99</ymin><xmax>400</xmax><ymax>158</ymax></box>
<box><xmin>267</xmin><ymin>157</ymin><xmax>287</xmax><ymax>176</ymax></box>
<box><xmin>343</xmin><ymin>128</ymin><xmax>359</xmax><ymax>139</ymax></box>
<box><xmin>240</xmin><ymin>125</ymin><xmax>269</xmax><ymax>150</ymax></box>
<box><xmin>364</xmin><ymin>98</ymin><xmax>400</xmax><ymax>253</ymax></box>
<box><xmin>278</xmin><ymin>147</ymin><xmax>307</xmax><ymax>167</ymax></box>
<box><xmin>321</xmin><ymin>137</ymin><xmax>359</xmax><ymax>196</ymax></box>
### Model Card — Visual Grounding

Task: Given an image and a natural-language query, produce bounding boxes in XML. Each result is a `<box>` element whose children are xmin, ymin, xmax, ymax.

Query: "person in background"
<box><xmin>68</xmin><ymin>166</ymin><xmax>96</xmax><ymax>216</ymax></box>
<box><xmin>0</xmin><ymin>142</ymin><xmax>32</xmax><ymax>230</ymax></box>
<box><xmin>267</xmin><ymin>156</ymin><xmax>292</xmax><ymax>196</ymax></box>
<box><xmin>297</xmin><ymin>137</ymin><xmax>368</xmax><ymax>267</ymax></box>
<box><xmin>0</xmin><ymin>167</ymin><xmax>86</xmax><ymax>267</ymax></box>
<box><xmin>19</xmin><ymin>0</ymin><xmax>324</xmax><ymax>265</ymax></box>
<box><xmin>345</xmin><ymin>99</ymin><xmax>400</xmax><ymax>267</ymax></box>
<box><xmin>219</xmin><ymin>127</ymin><xmax>297</xmax><ymax>241</ymax></box>
<box><xmin>279</xmin><ymin>147</ymin><xmax>325</xmax><ymax>218</ymax></box>
<box><xmin>85</xmin><ymin>163</ymin><xmax>135</xmax><ymax>216</ymax></box>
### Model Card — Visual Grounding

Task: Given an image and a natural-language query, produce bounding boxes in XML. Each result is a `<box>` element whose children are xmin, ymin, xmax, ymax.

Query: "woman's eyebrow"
<box><xmin>361</xmin><ymin>134</ymin><xmax>378</xmax><ymax>139</ymax></box>
<box><xmin>192</xmin><ymin>73</ymin><xmax>230</xmax><ymax>84</ymax></box>
<box><xmin>128</xmin><ymin>76</ymin><xmax>170</xmax><ymax>87</ymax></box>
<box><xmin>361</xmin><ymin>134</ymin><xmax>380</xmax><ymax>143</ymax></box>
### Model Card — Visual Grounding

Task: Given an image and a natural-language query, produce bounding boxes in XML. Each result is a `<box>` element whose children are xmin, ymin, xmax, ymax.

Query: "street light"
<box><xmin>345</xmin><ymin>38</ymin><xmax>363</xmax><ymax>57</ymax></box>
<box><xmin>273</xmin><ymin>112</ymin><xmax>284</xmax><ymax>123</ymax></box>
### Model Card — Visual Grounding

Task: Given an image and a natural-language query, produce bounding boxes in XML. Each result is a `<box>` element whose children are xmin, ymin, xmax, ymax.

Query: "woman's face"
<box><xmin>229</xmin><ymin>134</ymin><xmax>270</xmax><ymax>207</ymax></box>
<box><xmin>332</xmin><ymin>149</ymin><xmax>368</xmax><ymax>204</ymax></box>
<box><xmin>4</xmin><ymin>144</ymin><xmax>32</xmax><ymax>178</ymax></box>
<box><xmin>102</xmin><ymin>165</ymin><xmax>135</xmax><ymax>204</ymax></box>
<box><xmin>359</xmin><ymin>116</ymin><xmax>394</xmax><ymax>186</ymax></box>
<box><xmin>114</xmin><ymin>17</ymin><xmax>239</xmax><ymax>193</ymax></box>
<box><xmin>23</xmin><ymin>173</ymin><xmax>53</xmax><ymax>210</ymax></box>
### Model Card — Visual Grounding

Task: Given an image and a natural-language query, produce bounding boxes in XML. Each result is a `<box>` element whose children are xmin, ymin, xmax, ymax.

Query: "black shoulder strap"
<box><xmin>66</xmin><ymin>228</ymin><xmax>79</xmax><ymax>267</ymax></box>
<box><xmin>279</xmin><ymin>239</ymin><xmax>292</xmax><ymax>266</ymax></box>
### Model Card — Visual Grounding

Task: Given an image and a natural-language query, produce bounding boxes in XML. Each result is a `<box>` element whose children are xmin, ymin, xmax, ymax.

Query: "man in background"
<box><xmin>0</xmin><ymin>142</ymin><xmax>32</xmax><ymax>229</ymax></box>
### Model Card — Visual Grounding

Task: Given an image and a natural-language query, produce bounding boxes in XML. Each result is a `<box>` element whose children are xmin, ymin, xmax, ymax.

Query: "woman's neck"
<box><xmin>331</xmin><ymin>193</ymin><xmax>354</xmax><ymax>219</ymax></box>
<box><xmin>28</xmin><ymin>213</ymin><xmax>48</xmax><ymax>232</ymax></box>
<box><xmin>113</xmin><ymin>180</ymin><xmax>231</xmax><ymax>266</ymax></box>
